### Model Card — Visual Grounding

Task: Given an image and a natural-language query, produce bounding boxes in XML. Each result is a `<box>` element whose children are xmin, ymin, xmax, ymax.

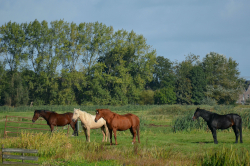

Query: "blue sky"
<box><xmin>1</xmin><ymin>0</ymin><xmax>249</xmax><ymax>79</ymax></box>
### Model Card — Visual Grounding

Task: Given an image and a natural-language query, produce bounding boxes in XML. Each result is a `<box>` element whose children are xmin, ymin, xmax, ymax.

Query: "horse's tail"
<box><xmin>239</xmin><ymin>116</ymin><xmax>243</xmax><ymax>143</ymax></box>
<box><xmin>137</xmin><ymin>123</ymin><xmax>140</xmax><ymax>143</ymax></box>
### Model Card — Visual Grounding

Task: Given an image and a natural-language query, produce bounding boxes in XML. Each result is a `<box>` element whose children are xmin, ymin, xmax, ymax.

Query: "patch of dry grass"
<box><xmin>0</xmin><ymin>131</ymin><xmax>198</xmax><ymax>166</ymax></box>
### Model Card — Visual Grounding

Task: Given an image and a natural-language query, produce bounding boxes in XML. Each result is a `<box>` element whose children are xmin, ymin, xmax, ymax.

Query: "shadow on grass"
<box><xmin>192</xmin><ymin>141</ymin><xmax>213</xmax><ymax>144</ymax></box>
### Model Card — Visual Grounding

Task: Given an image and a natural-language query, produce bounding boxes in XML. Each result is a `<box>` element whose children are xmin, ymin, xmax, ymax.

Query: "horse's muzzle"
<box><xmin>94</xmin><ymin>119</ymin><xmax>98</xmax><ymax>123</ymax></box>
<box><xmin>72</xmin><ymin>119</ymin><xmax>75</xmax><ymax>122</ymax></box>
<box><xmin>32</xmin><ymin>120</ymin><xmax>35</xmax><ymax>123</ymax></box>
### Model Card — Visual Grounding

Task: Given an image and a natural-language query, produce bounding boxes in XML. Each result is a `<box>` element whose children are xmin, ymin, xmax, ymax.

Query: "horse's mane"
<box><xmin>36</xmin><ymin>110</ymin><xmax>56</xmax><ymax>113</ymax></box>
<box><xmin>197</xmin><ymin>108</ymin><xmax>217</xmax><ymax>115</ymax></box>
<box><xmin>76</xmin><ymin>109</ymin><xmax>93</xmax><ymax>117</ymax></box>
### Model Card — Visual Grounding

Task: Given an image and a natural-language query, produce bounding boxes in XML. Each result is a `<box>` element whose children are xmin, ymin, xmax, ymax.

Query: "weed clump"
<box><xmin>201</xmin><ymin>146</ymin><xmax>250</xmax><ymax>166</ymax></box>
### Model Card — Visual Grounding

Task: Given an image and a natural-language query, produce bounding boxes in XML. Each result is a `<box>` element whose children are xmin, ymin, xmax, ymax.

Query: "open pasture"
<box><xmin>1</xmin><ymin>105</ymin><xmax>250</xmax><ymax>165</ymax></box>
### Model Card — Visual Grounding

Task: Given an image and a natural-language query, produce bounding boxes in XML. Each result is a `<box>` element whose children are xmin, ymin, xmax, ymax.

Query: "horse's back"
<box><xmin>124</xmin><ymin>113</ymin><xmax>140</xmax><ymax>126</ymax></box>
<box><xmin>226</xmin><ymin>113</ymin><xmax>242</xmax><ymax>124</ymax></box>
<box><xmin>49</xmin><ymin>112</ymin><xmax>73</xmax><ymax>126</ymax></box>
<box><xmin>115</xmin><ymin>113</ymin><xmax>140</xmax><ymax>129</ymax></box>
<box><xmin>212</xmin><ymin>113</ymin><xmax>242</xmax><ymax>129</ymax></box>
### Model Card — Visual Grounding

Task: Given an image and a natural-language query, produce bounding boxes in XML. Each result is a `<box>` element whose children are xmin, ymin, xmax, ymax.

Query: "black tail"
<box><xmin>239</xmin><ymin>117</ymin><xmax>243</xmax><ymax>143</ymax></box>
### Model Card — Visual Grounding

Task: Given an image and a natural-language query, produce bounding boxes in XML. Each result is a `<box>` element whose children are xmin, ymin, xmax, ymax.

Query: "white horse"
<box><xmin>72</xmin><ymin>108</ymin><xmax>109</xmax><ymax>142</ymax></box>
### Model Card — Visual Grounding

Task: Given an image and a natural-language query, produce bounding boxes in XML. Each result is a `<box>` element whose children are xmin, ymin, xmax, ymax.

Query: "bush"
<box><xmin>201</xmin><ymin>97</ymin><xmax>217</xmax><ymax>106</ymax></box>
<box><xmin>154</xmin><ymin>87</ymin><xmax>176</xmax><ymax>105</ymax></box>
<box><xmin>201</xmin><ymin>147</ymin><xmax>250</xmax><ymax>166</ymax></box>
<box><xmin>139</xmin><ymin>90</ymin><xmax>155</xmax><ymax>105</ymax></box>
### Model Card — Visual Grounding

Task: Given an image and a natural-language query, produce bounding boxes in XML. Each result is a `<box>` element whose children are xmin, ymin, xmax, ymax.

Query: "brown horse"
<box><xmin>94</xmin><ymin>109</ymin><xmax>140</xmax><ymax>145</ymax></box>
<box><xmin>32</xmin><ymin>110</ymin><xmax>78</xmax><ymax>136</ymax></box>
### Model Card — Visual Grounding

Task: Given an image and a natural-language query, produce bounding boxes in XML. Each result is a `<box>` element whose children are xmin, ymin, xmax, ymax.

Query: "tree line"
<box><xmin>0</xmin><ymin>20</ymin><xmax>245</xmax><ymax>106</ymax></box>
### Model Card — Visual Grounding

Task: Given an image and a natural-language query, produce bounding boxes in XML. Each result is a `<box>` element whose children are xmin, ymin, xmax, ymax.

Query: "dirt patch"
<box><xmin>146</xmin><ymin>124</ymin><xmax>170</xmax><ymax>127</ymax></box>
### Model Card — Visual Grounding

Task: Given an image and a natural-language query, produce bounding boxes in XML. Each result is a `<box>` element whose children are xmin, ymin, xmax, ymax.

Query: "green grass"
<box><xmin>1</xmin><ymin>104</ymin><xmax>250</xmax><ymax>165</ymax></box>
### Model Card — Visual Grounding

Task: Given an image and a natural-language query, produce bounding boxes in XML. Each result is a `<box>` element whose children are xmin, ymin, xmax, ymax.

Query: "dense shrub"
<box><xmin>154</xmin><ymin>87</ymin><xmax>177</xmax><ymax>105</ymax></box>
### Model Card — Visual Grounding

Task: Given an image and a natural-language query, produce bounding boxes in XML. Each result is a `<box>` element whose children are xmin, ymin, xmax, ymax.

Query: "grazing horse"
<box><xmin>94</xmin><ymin>109</ymin><xmax>140</xmax><ymax>145</ymax></box>
<box><xmin>72</xmin><ymin>108</ymin><xmax>108</xmax><ymax>142</ymax></box>
<box><xmin>192</xmin><ymin>107</ymin><xmax>243</xmax><ymax>144</ymax></box>
<box><xmin>32</xmin><ymin>110</ymin><xmax>78</xmax><ymax>136</ymax></box>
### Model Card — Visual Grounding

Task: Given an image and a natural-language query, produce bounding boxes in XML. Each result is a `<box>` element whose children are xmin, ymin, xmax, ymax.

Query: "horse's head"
<box><xmin>192</xmin><ymin>107</ymin><xmax>201</xmax><ymax>121</ymax></box>
<box><xmin>32</xmin><ymin>110</ymin><xmax>40</xmax><ymax>123</ymax></box>
<box><xmin>95</xmin><ymin>109</ymin><xmax>103</xmax><ymax>123</ymax></box>
<box><xmin>72</xmin><ymin>108</ymin><xmax>80</xmax><ymax>122</ymax></box>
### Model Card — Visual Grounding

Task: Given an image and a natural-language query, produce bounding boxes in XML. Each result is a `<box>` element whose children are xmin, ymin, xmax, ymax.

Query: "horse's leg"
<box><xmin>109</xmin><ymin>129</ymin><xmax>113</xmax><ymax>145</ymax></box>
<box><xmin>209</xmin><ymin>125</ymin><xmax>218</xmax><ymax>144</ymax></box>
<box><xmin>69</xmin><ymin>121</ymin><xmax>76</xmax><ymax>136</ymax></box>
<box><xmin>129</xmin><ymin>127</ymin><xmax>136</xmax><ymax>144</ymax></box>
<box><xmin>232</xmin><ymin>125</ymin><xmax>239</xmax><ymax>143</ymax></box>
<box><xmin>113</xmin><ymin>129</ymin><xmax>118</xmax><ymax>145</ymax></box>
<box><xmin>50</xmin><ymin>125</ymin><xmax>54</xmax><ymax>133</ymax></box>
<box><xmin>211</xmin><ymin>128</ymin><xmax>218</xmax><ymax>144</ymax></box>
<box><xmin>130</xmin><ymin>127</ymin><xmax>137</xmax><ymax>144</ymax></box>
<box><xmin>83</xmin><ymin>128</ymin><xmax>88</xmax><ymax>141</ymax></box>
<box><xmin>74</xmin><ymin>122</ymin><xmax>78</xmax><ymax>136</ymax></box>
<box><xmin>101</xmin><ymin>126</ymin><xmax>105</xmax><ymax>142</ymax></box>
<box><xmin>129</xmin><ymin>128</ymin><xmax>134</xmax><ymax>138</ymax></box>
<box><xmin>87</xmin><ymin>127</ymin><xmax>91</xmax><ymax>142</ymax></box>
<box><xmin>105</xmin><ymin>125</ymin><xmax>109</xmax><ymax>142</ymax></box>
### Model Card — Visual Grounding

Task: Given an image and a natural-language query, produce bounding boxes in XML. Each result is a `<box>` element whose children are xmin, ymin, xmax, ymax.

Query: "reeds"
<box><xmin>201</xmin><ymin>146</ymin><xmax>250</xmax><ymax>166</ymax></box>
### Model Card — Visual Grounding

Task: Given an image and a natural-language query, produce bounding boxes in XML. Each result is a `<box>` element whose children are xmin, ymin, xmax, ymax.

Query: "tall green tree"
<box><xmin>189</xmin><ymin>65</ymin><xmax>207</xmax><ymax>105</ymax></box>
<box><xmin>147</xmin><ymin>56</ymin><xmax>175</xmax><ymax>90</ymax></box>
<box><xmin>174</xmin><ymin>54</ymin><xmax>200</xmax><ymax>104</ymax></box>
<box><xmin>0</xmin><ymin>21</ymin><xmax>28</xmax><ymax>71</ymax></box>
<box><xmin>97</xmin><ymin>30</ymin><xmax>157</xmax><ymax>105</ymax></box>
<box><xmin>202</xmin><ymin>52</ymin><xmax>245</xmax><ymax>104</ymax></box>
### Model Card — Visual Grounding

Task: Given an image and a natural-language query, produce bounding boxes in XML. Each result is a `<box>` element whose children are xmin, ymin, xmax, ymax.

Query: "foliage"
<box><xmin>200</xmin><ymin>97</ymin><xmax>217</xmax><ymax>106</ymax></box>
<box><xmin>201</xmin><ymin>147</ymin><xmax>250</xmax><ymax>166</ymax></box>
<box><xmin>202</xmin><ymin>52</ymin><xmax>245</xmax><ymax>104</ymax></box>
<box><xmin>0</xmin><ymin>20</ymin><xmax>246</xmax><ymax>106</ymax></box>
<box><xmin>148</xmin><ymin>56</ymin><xmax>176</xmax><ymax>90</ymax></box>
<box><xmin>174</xmin><ymin>54</ymin><xmax>197</xmax><ymax>104</ymax></box>
<box><xmin>139</xmin><ymin>90</ymin><xmax>155</xmax><ymax>105</ymax></box>
<box><xmin>154</xmin><ymin>87</ymin><xmax>176</xmax><ymax>105</ymax></box>
<box><xmin>189</xmin><ymin>65</ymin><xmax>207</xmax><ymax>105</ymax></box>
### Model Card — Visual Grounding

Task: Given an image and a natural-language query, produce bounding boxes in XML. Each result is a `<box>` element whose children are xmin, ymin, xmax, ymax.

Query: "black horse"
<box><xmin>192</xmin><ymin>108</ymin><xmax>243</xmax><ymax>144</ymax></box>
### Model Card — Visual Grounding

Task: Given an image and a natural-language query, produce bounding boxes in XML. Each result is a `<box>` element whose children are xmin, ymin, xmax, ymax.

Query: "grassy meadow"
<box><xmin>1</xmin><ymin>105</ymin><xmax>250</xmax><ymax>165</ymax></box>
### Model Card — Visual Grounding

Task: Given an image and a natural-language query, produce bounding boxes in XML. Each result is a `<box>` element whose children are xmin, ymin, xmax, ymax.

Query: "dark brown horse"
<box><xmin>192</xmin><ymin>107</ymin><xmax>243</xmax><ymax>144</ymax></box>
<box><xmin>32</xmin><ymin>110</ymin><xmax>78</xmax><ymax>136</ymax></box>
<box><xmin>94</xmin><ymin>109</ymin><xmax>140</xmax><ymax>145</ymax></box>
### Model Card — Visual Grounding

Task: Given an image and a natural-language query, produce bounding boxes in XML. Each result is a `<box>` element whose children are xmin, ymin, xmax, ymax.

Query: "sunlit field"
<box><xmin>1</xmin><ymin>105</ymin><xmax>250</xmax><ymax>165</ymax></box>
